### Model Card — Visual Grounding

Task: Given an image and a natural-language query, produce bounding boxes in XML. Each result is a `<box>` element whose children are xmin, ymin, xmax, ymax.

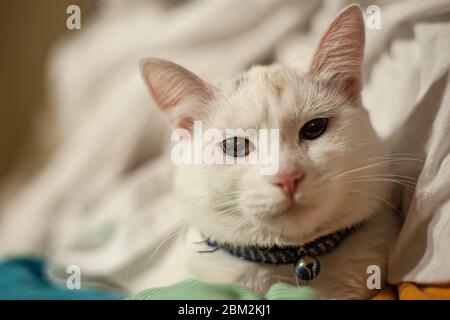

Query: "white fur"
<box><xmin>141</xmin><ymin>5</ymin><xmax>402</xmax><ymax>299</ymax></box>
<box><xmin>169</xmin><ymin>65</ymin><xmax>401</xmax><ymax>299</ymax></box>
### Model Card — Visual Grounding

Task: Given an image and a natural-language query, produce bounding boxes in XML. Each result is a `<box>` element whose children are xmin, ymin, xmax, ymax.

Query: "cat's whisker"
<box><xmin>351</xmin><ymin>157</ymin><xmax>425</xmax><ymax>169</ymax></box>
<box><xmin>214</xmin><ymin>206</ymin><xmax>242</xmax><ymax>221</ymax></box>
<box><xmin>347</xmin><ymin>178</ymin><xmax>416</xmax><ymax>192</ymax></box>
<box><xmin>354</xmin><ymin>173</ymin><xmax>418</xmax><ymax>181</ymax></box>
<box><xmin>345</xmin><ymin>189</ymin><xmax>403</xmax><ymax>216</ymax></box>
<box><xmin>362</xmin><ymin>152</ymin><xmax>425</xmax><ymax>160</ymax></box>
<box><xmin>345</xmin><ymin>172</ymin><xmax>418</xmax><ymax>181</ymax></box>
<box><xmin>351</xmin><ymin>176</ymin><xmax>418</xmax><ymax>187</ymax></box>
<box><xmin>122</xmin><ymin>213</ymin><xmax>187</xmax><ymax>291</ymax></box>
<box><xmin>169</xmin><ymin>191</ymin><xmax>241</xmax><ymax>205</ymax></box>
<box><xmin>142</xmin><ymin>221</ymin><xmax>185</xmax><ymax>272</ymax></box>
<box><xmin>332</xmin><ymin>157</ymin><xmax>424</xmax><ymax>180</ymax></box>
<box><xmin>343</xmin><ymin>173</ymin><xmax>418</xmax><ymax>191</ymax></box>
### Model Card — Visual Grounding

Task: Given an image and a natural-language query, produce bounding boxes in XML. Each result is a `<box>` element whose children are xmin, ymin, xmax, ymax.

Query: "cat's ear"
<box><xmin>140</xmin><ymin>58</ymin><xmax>214</xmax><ymax>129</ymax></box>
<box><xmin>308</xmin><ymin>4</ymin><xmax>365</xmax><ymax>100</ymax></box>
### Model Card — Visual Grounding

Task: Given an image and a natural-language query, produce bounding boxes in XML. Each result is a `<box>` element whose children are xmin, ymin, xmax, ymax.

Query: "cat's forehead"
<box><xmin>211</xmin><ymin>64</ymin><xmax>342</xmax><ymax>130</ymax></box>
<box><xmin>244</xmin><ymin>66</ymin><xmax>280</xmax><ymax>89</ymax></box>
<box><xmin>226</xmin><ymin>64</ymin><xmax>298</xmax><ymax>95</ymax></box>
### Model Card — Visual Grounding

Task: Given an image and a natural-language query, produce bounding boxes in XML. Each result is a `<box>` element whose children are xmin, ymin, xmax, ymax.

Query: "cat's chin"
<box><xmin>241</xmin><ymin>191</ymin><xmax>316</xmax><ymax>219</ymax></box>
<box><xmin>251</xmin><ymin>204</ymin><xmax>315</xmax><ymax>226</ymax></box>
<box><xmin>278</xmin><ymin>202</ymin><xmax>315</xmax><ymax>216</ymax></box>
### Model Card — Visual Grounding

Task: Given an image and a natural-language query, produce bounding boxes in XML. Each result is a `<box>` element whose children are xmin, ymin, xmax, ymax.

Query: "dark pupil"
<box><xmin>300</xmin><ymin>118</ymin><xmax>328</xmax><ymax>140</ymax></box>
<box><xmin>223</xmin><ymin>137</ymin><xmax>250</xmax><ymax>157</ymax></box>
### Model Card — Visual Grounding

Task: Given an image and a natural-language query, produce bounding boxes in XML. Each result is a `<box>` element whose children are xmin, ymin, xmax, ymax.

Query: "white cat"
<box><xmin>140</xmin><ymin>5</ymin><xmax>401</xmax><ymax>299</ymax></box>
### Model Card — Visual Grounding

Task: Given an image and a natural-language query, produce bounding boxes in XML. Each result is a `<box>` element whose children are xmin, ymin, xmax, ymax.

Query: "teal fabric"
<box><xmin>0</xmin><ymin>257</ymin><xmax>124</xmax><ymax>300</ymax></box>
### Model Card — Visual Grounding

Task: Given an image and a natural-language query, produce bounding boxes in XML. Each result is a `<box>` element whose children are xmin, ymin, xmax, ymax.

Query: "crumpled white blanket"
<box><xmin>0</xmin><ymin>0</ymin><xmax>449</xmax><ymax>294</ymax></box>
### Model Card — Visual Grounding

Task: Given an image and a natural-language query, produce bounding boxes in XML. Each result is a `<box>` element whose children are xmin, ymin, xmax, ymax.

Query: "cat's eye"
<box><xmin>222</xmin><ymin>137</ymin><xmax>253</xmax><ymax>157</ymax></box>
<box><xmin>299</xmin><ymin>118</ymin><xmax>328</xmax><ymax>140</ymax></box>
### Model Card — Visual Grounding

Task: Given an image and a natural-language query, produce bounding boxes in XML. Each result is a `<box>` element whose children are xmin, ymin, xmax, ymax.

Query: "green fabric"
<box><xmin>130</xmin><ymin>279</ymin><xmax>318</xmax><ymax>300</ymax></box>
<box><xmin>265</xmin><ymin>282</ymin><xmax>317</xmax><ymax>300</ymax></box>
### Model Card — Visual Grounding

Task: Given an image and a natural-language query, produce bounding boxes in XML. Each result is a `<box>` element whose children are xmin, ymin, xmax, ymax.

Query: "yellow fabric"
<box><xmin>372</xmin><ymin>283</ymin><xmax>450</xmax><ymax>300</ymax></box>
<box><xmin>372</xmin><ymin>285</ymin><xmax>397</xmax><ymax>300</ymax></box>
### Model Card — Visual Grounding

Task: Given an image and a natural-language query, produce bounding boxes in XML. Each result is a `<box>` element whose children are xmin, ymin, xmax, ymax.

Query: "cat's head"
<box><xmin>141</xmin><ymin>5</ymin><xmax>389</xmax><ymax>246</ymax></box>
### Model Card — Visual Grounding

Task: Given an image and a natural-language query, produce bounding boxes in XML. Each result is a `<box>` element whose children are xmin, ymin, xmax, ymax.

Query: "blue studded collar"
<box><xmin>203</xmin><ymin>227</ymin><xmax>356</xmax><ymax>281</ymax></box>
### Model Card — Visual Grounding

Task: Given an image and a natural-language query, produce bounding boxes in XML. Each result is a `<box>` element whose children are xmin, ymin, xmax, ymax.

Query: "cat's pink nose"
<box><xmin>270</xmin><ymin>171</ymin><xmax>304</xmax><ymax>199</ymax></box>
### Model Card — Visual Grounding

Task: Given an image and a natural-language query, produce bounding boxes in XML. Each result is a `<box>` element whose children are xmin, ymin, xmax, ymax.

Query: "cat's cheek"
<box><xmin>240</xmin><ymin>196</ymin><xmax>289</xmax><ymax>221</ymax></box>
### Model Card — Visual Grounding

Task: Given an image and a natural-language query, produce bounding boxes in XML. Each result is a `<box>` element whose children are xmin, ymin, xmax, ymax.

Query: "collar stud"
<box><xmin>294</xmin><ymin>255</ymin><xmax>320</xmax><ymax>281</ymax></box>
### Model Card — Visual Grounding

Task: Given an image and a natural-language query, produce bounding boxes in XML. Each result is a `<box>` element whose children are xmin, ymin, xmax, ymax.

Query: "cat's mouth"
<box><xmin>272</xmin><ymin>203</ymin><xmax>314</xmax><ymax>218</ymax></box>
<box><xmin>249</xmin><ymin>198</ymin><xmax>315</xmax><ymax>221</ymax></box>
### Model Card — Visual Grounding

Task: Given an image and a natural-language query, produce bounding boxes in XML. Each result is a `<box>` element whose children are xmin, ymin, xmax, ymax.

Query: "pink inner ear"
<box><xmin>149</xmin><ymin>78</ymin><xmax>210</xmax><ymax>112</ymax></box>
<box><xmin>148</xmin><ymin>83</ymin><xmax>181</xmax><ymax>112</ymax></box>
<box><xmin>177</xmin><ymin>117</ymin><xmax>194</xmax><ymax>130</ymax></box>
<box><xmin>142</xmin><ymin>59</ymin><xmax>213</xmax><ymax>112</ymax></box>
<box><xmin>308</xmin><ymin>5</ymin><xmax>365</xmax><ymax>99</ymax></box>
